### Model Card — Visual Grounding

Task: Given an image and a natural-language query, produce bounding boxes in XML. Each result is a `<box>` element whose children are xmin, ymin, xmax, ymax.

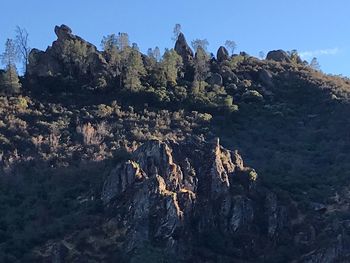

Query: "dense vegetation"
<box><xmin>1</xmin><ymin>24</ymin><xmax>350</xmax><ymax>262</ymax></box>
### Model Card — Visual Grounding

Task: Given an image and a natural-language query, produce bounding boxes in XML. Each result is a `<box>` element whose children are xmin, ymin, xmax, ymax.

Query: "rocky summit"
<box><xmin>27</xmin><ymin>24</ymin><xmax>109</xmax><ymax>90</ymax></box>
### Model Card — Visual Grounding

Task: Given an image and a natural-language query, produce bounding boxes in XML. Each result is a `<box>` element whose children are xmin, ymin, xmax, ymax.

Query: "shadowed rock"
<box><xmin>174</xmin><ymin>33</ymin><xmax>194</xmax><ymax>65</ymax></box>
<box><xmin>266</xmin><ymin>49</ymin><xmax>292</xmax><ymax>63</ymax></box>
<box><xmin>27</xmin><ymin>24</ymin><xmax>108</xmax><ymax>89</ymax></box>
<box><xmin>101</xmin><ymin>138</ymin><xmax>290</xmax><ymax>256</ymax></box>
<box><xmin>217</xmin><ymin>46</ymin><xmax>230</xmax><ymax>62</ymax></box>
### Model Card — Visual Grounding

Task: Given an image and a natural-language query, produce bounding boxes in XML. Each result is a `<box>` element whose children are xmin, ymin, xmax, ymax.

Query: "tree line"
<box><xmin>0</xmin><ymin>24</ymin><xmax>321</xmax><ymax>95</ymax></box>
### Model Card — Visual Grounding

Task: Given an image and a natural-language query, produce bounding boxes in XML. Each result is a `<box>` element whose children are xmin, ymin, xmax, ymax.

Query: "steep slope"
<box><xmin>1</xmin><ymin>25</ymin><xmax>350</xmax><ymax>262</ymax></box>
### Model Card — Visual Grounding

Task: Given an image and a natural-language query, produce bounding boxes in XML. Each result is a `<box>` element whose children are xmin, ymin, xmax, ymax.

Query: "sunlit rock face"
<box><xmin>101</xmin><ymin>138</ymin><xmax>291</xmax><ymax>258</ymax></box>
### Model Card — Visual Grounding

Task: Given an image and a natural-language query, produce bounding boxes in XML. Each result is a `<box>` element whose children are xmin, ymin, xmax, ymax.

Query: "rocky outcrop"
<box><xmin>102</xmin><ymin>138</ymin><xmax>290</xmax><ymax>259</ymax></box>
<box><xmin>27</xmin><ymin>24</ymin><xmax>108</xmax><ymax>89</ymax></box>
<box><xmin>220</xmin><ymin>65</ymin><xmax>240</xmax><ymax>84</ymax></box>
<box><xmin>266</xmin><ymin>49</ymin><xmax>292</xmax><ymax>63</ymax></box>
<box><xmin>174</xmin><ymin>33</ymin><xmax>194</xmax><ymax>65</ymax></box>
<box><xmin>101</xmin><ymin>160</ymin><xmax>146</xmax><ymax>204</ymax></box>
<box><xmin>259</xmin><ymin>68</ymin><xmax>274</xmax><ymax>88</ymax></box>
<box><xmin>217</xmin><ymin>46</ymin><xmax>230</xmax><ymax>62</ymax></box>
<box><xmin>208</xmin><ymin>72</ymin><xmax>223</xmax><ymax>86</ymax></box>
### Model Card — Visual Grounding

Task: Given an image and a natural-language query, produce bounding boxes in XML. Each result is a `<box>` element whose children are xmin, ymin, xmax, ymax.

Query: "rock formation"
<box><xmin>266</xmin><ymin>49</ymin><xmax>292</xmax><ymax>63</ymax></box>
<box><xmin>27</xmin><ymin>24</ymin><xmax>109</xmax><ymax>89</ymax></box>
<box><xmin>217</xmin><ymin>46</ymin><xmax>230</xmax><ymax>62</ymax></box>
<box><xmin>101</xmin><ymin>138</ymin><xmax>290</xmax><ymax>260</ymax></box>
<box><xmin>174</xmin><ymin>33</ymin><xmax>194</xmax><ymax>65</ymax></box>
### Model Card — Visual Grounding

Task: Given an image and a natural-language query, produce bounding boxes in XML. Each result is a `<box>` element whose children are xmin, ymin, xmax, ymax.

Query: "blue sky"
<box><xmin>1</xmin><ymin>0</ymin><xmax>350</xmax><ymax>76</ymax></box>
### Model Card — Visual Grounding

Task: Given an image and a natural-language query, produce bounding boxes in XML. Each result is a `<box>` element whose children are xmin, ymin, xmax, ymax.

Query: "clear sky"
<box><xmin>1</xmin><ymin>0</ymin><xmax>350</xmax><ymax>76</ymax></box>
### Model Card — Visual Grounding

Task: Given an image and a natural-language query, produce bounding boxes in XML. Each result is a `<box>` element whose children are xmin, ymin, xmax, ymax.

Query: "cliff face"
<box><xmin>39</xmin><ymin>138</ymin><xmax>291</xmax><ymax>262</ymax></box>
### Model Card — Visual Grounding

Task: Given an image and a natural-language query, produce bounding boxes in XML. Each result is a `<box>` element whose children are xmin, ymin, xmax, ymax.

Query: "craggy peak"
<box><xmin>1</xmin><ymin>12</ymin><xmax>350</xmax><ymax>263</ymax></box>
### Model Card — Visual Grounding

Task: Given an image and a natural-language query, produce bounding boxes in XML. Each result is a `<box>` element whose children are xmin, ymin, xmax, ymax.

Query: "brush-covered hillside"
<box><xmin>1</xmin><ymin>25</ymin><xmax>350</xmax><ymax>262</ymax></box>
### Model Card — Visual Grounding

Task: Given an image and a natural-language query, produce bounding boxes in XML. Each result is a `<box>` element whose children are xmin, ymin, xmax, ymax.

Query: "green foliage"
<box><xmin>0</xmin><ymin>65</ymin><xmax>21</xmax><ymax>94</ymax></box>
<box><xmin>161</xmin><ymin>48</ymin><xmax>183</xmax><ymax>86</ymax></box>
<box><xmin>0</xmin><ymin>162</ymin><xmax>107</xmax><ymax>261</ymax></box>
<box><xmin>228</xmin><ymin>55</ymin><xmax>245</xmax><ymax>69</ymax></box>
<box><xmin>123</xmin><ymin>47</ymin><xmax>146</xmax><ymax>92</ymax></box>
<box><xmin>1</xmin><ymin>38</ymin><xmax>18</xmax><ymax>68</ymax></box>
<box><xmin>194</xmin><ymin>46</ymin><xmax>210</xmax><ymax>83</ymax></box>
<box><xmin>16</xmin><ymin>96</ymin><xmax>28</xmax><ymax>110</ymax></box>
<box><xmin>61</xmin><ymin>39</ymin><xmax>93</xmax><ymax>76</ymax></box>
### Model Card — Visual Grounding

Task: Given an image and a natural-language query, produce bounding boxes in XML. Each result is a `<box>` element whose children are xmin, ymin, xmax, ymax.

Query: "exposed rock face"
<box><xmin>27</xmin><ymin>24</ymin><xmax>108</xmax><ymax>89</ymax></box>
<box><xmin>208</xmin><ymin>72</ymin><xmax>223</xmax><ymax>86</ymax></box>
<box><xmin>54</xmin><ymin>24</ymin><xmax>72</xmax><ymax>40</ymax></box>
<box><xmin>266</xmin><ymin>49</ymin><xmax>292</xmax><ymax>63</ymax></box>
<box><xmin>174</xmin><ymin>33</ymin><xmax>194</xmax><ymax>65</ymax></box>
<box><xmin>217</xmin><ymin>46</ymin><xmax>230</xmax><ymax>62</ymax></box>
<box><xmin>101</xmin><ymin>160</ymin><xmax>146</xmax><ymax>204</ymax></box>
<box><xmin>220</xmin><ymin>65</ymin><xmax>239</xmax><ymax>84</ymax></box>
<box><xmin>102</xmin><ymin>138</ymin><xmax>290</xmax><ymax>259</ymax></box>
<box><xmin>259</xmin><ymin>68</ymin><xmax>274</xmax><ymax>88</ymax></box>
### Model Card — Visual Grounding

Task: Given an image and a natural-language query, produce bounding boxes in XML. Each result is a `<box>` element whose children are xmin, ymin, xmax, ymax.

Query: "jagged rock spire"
<box><xmin>174</xmin><ymin>32</ymin><xmax>194</xmax><ymax>65</ymax></box>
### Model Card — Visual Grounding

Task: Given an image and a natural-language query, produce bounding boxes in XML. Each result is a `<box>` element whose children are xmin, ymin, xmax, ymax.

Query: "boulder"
<box><xmin>208</xmin><ymin>73</ymin><xmax>223</xmax><ymax>86</ymax></box>
<box><xmin>266</xmin><ymin>49</ymin><xmax>292</xmax><ymax>63</ymax></box>
<box><xmin>259</xmin><ymin>68</ymin><xmax>274</xmax><ymax>88</ymax></box>
<box><xmin>220</xmin><ymin>65</ymin><xmax>239</xmax><ymax>84</ymax></box>
<box><xmin>217</xmin><ymin>46</ymin><xmax>230</xmax><ymax>62</ymax></box>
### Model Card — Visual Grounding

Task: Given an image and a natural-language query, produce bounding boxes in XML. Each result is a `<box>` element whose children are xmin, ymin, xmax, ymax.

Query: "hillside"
<box><xmin>1</xmin><ymin>25</ymin><xmax>350</xmax><ymax>262</ymax></box>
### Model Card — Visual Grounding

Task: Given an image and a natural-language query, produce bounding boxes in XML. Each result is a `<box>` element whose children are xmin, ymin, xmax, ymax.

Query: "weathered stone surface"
<box><xmin>229</xmin><ymin>195</ymin><xmax>254</xmax><ymax>233</ymax></box>
<box><xmin>220</xmin><ymin>65</ymin><xmax>239</xmax><ymax>84</ymax></box>
<box><xmin>208</xmin><ymin>73</ymin><xmax>223</xmax><ymax>86</ymax></box>
<box><xmin>259</xmin><ymin>68</ymin><xmax>274</xmax><ymax>88</ymax></box>
<box><xmin>133</xmin><ymin>140</ymin><xmax>183</xmax><ymax>191</ymax></box>
<box><xmin>174</xmin><ymin>33</ymin><xmax>194</xmax><ymax>65</ymax></box>
<box><xmin>217</xmin><ymin>46</ymin><xmax>230</xmax><ymax>62</ymax></box>
<box><xmin>101</xmin><ymin>138</ymin><xmax>291</xmax><ymax>257</ymax></box>
<box><xmin>54</xmin><ymin>24</ymin><xmax>72</xmax><ymax>40</ymax></box>
<box><xmin>27</xmin><ymin>24</ymin><xmax>108</xmax><ymax>88</ymax></box>
<box><xmin>266</xmin><ymin>49</ymin><xmax>292</xmax><ymax>63</ymax></box>
<box><xmin>101</xmin><ymin>160</ymin><xmax>146</xmax><ymax>204</ymax></box>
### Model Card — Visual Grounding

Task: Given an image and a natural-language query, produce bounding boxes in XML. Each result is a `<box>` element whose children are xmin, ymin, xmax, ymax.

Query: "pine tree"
<box><xmin>123</xmin><ymin>47</ymin><xmax>146</xmax><ymax>92</ymax></box>
<box><xmin>0</xmin><ymin>65</ymin><xmax>21</xmax><ymax>94</ymax></box>
<box><xmin>161</xmin><ymin>49</ymin><xmax>183</xmax><ymax>86</ymax></box>
<box><xmin>0</xmin><ymin>39</ymin><xmax>21</xmax><ymax>94</ymax></box>
<box><xmin>194</xmin><ymin>46</ymin><xmax>210</xmax><ymax>85</ymax></box>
